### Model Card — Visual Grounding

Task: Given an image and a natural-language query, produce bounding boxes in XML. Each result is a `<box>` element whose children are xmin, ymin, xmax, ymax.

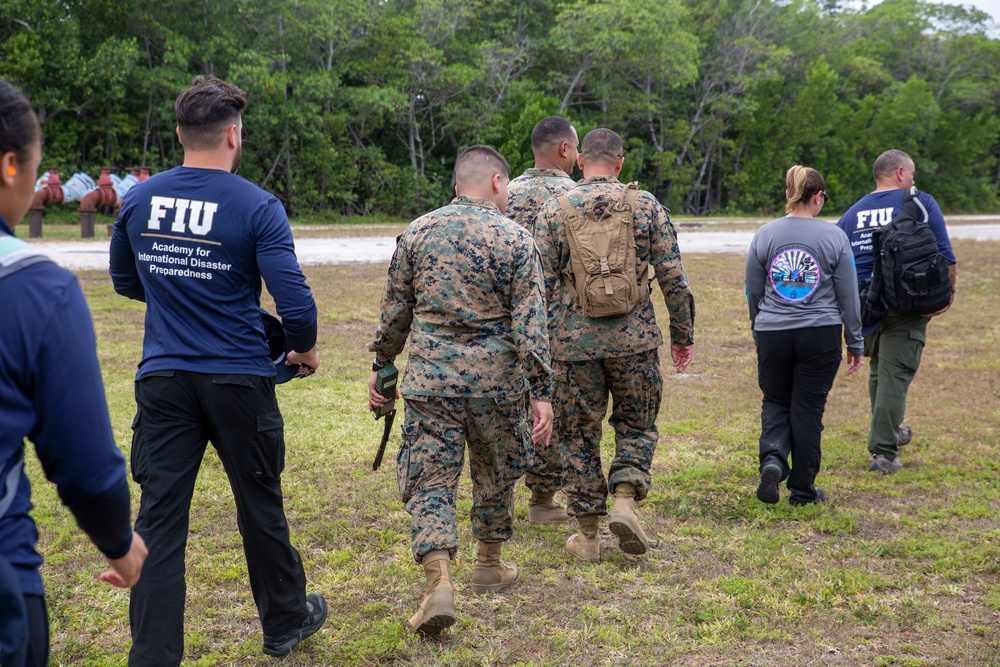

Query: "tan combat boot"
<box><xmin>405</xmin><ymin>550</ymin><xmax>456</xmax><ymax>635</ymax></box>
<box><xmin>528</xmin><ymin>489</ymin><xmax>572</xmax><ymax>524</ymax></box>
<box><xmin>608</xmin><ymin>483</ymin><xmax>649</xmax><ymax>555</ymax></box>
<box><xmin>565</xmin><ymin>514</ymin><xmax>600</xmax><ymax>562</ymax></box>
<box><xmin>471</xmin><ymin>541</ymin><xmax>520</xmax><ymax>593</ymax></box>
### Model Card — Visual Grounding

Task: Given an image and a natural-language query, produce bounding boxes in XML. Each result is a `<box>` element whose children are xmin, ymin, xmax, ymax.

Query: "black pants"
<box><xmin>756</xmin><ymin>325</ymin><xmax>842</xmax><ymax>503</ymax></box>
<box><xmin>1</xmin><ymin>555</ymin><xmax>46</xmax><ymax>667</ymax></box>
<box><xmin>128</xmin><ymin>371</ymin><xmax>307</xmax><ymax>667</ymax></box>
<box><xmin>21</xmin><ymin>597</ymin><xmax>46</xmax><ymax>667</ymax></box>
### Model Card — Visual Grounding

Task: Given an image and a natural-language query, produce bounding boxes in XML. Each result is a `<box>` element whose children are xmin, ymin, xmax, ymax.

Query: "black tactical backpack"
<box><xmin>869</xmin><ymin>188</ymin><xmax>952</xmax><ymax>316</ymax></box>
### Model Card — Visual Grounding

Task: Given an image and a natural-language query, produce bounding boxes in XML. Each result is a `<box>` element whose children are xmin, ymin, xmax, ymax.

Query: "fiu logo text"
<box><xmin>147</xmin><ymin>196</ymin><xmax>218</xmax><ymax>236</ymax></box>
<box><xmin>853</xmin><ymin>208</ymin><xmax>894</xmax><ymax>230</ymax></box>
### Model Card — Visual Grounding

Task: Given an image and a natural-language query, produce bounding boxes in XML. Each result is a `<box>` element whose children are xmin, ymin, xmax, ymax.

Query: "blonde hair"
<box><xmin>785</xmin><ymin>165</ymin><xmax>826</xmax><ymax>214</ymax></box>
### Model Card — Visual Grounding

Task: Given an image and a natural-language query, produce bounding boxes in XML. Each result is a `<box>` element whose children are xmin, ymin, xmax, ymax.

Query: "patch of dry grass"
<box><xmin>25</xmin><ymin>239</ymin><xmax>1000</xmax><ymax>666</ymax></box>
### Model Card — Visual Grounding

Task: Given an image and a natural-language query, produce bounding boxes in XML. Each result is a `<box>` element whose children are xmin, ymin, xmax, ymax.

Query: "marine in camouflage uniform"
<box><xmin>507</xmin><ymin>168</ymin><xmax>576</xmax><ymax>229</ymax></box>
<box><xmin>533</xmin><ymin>128</ymin><xmax>695</xmax><ymax>561</ymax></box>
<box><xmin>368</xmin><ymin>145</ymin><xmax>553</xmax><ymax>635</ymax></box>
<box><xmin>504</xmin><ymin>116</ymin><xmax>579</xmax><ymax>524</ymax></box>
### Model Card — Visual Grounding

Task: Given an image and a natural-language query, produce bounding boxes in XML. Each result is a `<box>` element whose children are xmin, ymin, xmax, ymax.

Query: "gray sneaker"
<box><xmin>869</xmin><ymin>453</ymin><xmax>903</xmax><ymax>475</ymax></box>
<box><xmin>897</xmin><ymin>425</ymin><xmax>913</xmax><ymax>447</ymax></box>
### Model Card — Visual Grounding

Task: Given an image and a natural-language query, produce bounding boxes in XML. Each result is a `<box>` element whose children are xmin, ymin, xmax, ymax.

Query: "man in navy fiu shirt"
<box><xmin>836</xmin><ymin>150</ymin><xmax>956</xmax><ymax>476</ymax></box>
<box><xmin>110</xmin><ymin>75</ymin><xmax>326</xmax><ymax>664</ymax></box>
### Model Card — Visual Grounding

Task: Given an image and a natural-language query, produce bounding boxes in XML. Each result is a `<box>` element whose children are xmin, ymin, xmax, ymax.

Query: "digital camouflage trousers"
<box><xmin>553</xmin><ymin>348</ymin><xmax>663</xmax><ymax>517</ymax></box>
<box><xmin>397</xmin><ymin>394</ymin><xmax>531</xmax><ymax>563</ymax></box>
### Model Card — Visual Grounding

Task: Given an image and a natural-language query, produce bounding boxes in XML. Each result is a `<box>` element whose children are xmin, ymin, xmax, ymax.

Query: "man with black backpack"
<box><xmin>533</xmin><ymin>129</ymin><xmax>695</xmax><ymax>561</ymax></box>
<box><xmin>836</xmin><ymin>150</ymin><xmax>957</xmax><ymax>475</ymax></box>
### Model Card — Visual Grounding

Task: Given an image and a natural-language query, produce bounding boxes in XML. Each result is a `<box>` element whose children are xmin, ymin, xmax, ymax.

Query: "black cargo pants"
<box><xmin>756</xmin><ymin>325</ymin><xmax>842</xmax><ymax>504</ymax></box>
<box><xmin>128</xmin><ymin>371</ymin><xmax>306</xmax><ymax>667</ymax></box>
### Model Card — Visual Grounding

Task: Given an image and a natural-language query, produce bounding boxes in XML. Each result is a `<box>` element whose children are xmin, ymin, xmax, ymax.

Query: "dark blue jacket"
<box><xmin>109</xmin><ymin>166</ymin><xmax>317</xmax><ymax>379</ymax></box>
<box><xmin>0</xmin><ymin>217</ymin><xmax>132</xmax><ymax>597</ymax></box>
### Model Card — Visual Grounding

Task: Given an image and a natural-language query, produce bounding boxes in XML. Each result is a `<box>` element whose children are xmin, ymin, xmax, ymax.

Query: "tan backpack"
<box><xmin>556</xmin><ymin>182</ymin><xmax>654</xmax><ymax>318</ymax></box>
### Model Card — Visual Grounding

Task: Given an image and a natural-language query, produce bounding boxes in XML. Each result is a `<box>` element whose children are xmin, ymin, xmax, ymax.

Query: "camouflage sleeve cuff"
<box><xmin>370</xmin><ymin>349</ymin><xmax>395</xmax><ymax>370</ymax></box>
<box><xmin>668</xmin><ymin>292</ymin><xmax>695</xmax><ymax>346</ymax></box>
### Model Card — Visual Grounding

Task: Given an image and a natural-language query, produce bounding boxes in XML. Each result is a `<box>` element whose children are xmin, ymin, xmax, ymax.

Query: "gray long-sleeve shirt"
<box><xmin>745</xmin><ymin>216</ymin><xmax>863</xmax><ymax>355</ymax></box>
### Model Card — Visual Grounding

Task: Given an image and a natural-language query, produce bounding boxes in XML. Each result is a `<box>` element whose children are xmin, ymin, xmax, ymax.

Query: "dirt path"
<box><xmin>29</xmin><ymin>222</ymin><xmax>1000</xmax><ymax>270</ymax></box>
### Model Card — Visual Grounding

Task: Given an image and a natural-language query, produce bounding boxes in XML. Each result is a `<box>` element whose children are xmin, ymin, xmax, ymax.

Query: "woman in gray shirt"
<box><xmin>745</xmin><ymin>165</ymin><xmax>863</xmax><ymax>506</ymax></box>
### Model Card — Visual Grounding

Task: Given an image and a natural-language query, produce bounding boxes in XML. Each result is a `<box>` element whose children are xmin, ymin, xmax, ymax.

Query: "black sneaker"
<box><xmin>789</xmin><ymin>489</ymin><xmax>827</xmax><ymax>506</ymax></box>
<box><xmin>263</xmin><ymin>592</ymin><xmax>328</xmax><ymax>657</ymax></box>
<box><xmin>756</xmin><ymin>463</ymin><xmax>782</xmax><ymax>504</ymax></box>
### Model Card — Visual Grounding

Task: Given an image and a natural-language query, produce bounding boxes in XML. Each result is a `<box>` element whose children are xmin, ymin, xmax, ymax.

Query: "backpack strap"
<box><xmin>608</xmin><ymin>182</ymin><xmax>641</xmax><ymax>224</ymax></box>
<box><xmin>603</xmin><ymin>183</ymin><xmax>655</xmax><ymax>292</ymax></box>
<box><xmin>0</xmin><ymin>449</ymin><xmax>25</xmax><ymax>519</ymax></box>
<box><xmin>0</xmin><ymin>234</ymin><xmax>51</xmax><ymax>279</ymax></box>
<box><xmin>904</xmin><ymin>187</ymin><xmax>929</xmax><ymax>224</ymax></box>
<box><xmin>0</xmin><ymin>233</ymin><xmax>46</xmax><ymax>519</ymax></box>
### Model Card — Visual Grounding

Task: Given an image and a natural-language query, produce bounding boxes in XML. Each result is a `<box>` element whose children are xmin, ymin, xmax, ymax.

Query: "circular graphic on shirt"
<box><xmin>770</xmin><ymin>247</ymin><xmax>820</xmax><ymax>301</ymax></box>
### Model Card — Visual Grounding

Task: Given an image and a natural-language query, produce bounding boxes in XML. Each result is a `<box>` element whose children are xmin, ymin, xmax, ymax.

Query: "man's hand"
<box><xmin>287</xmin><ymin>345</ymin><xmax>319</xmax><ymax>377</ymax></box>
<box><xmin>531</xmin><ymin>400</ymin><xmax>553</xmax><ymax>446</ymax></box>
<box><xmin>846</xmin><ymin>351</ymin><xmax>864</xmax><ymax>375</ymax></box>
<box><xmin>670</xmin><ymin>344</ymin><xmax>693</xmax><ymax>373</ymax></box>
<box><xmin>368</xmin><ymin>371</ymin><xmax>400</xmax><ymax>412</ymax></box>
<box><xmin>99</xmin><ymin>531</ymin><xmax>148</xmax><ymax>588</ymax></box>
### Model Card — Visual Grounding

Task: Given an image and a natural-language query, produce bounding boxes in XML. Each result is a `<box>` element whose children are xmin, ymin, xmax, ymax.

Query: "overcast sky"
<box><xmin>936</xmin><ymin>0</ymin><xmax>1000</xmax><ymax>20</ymax></box>
<box><xmin>864</xmin><ymin>0</ymin><xmax>1000</xmax><ymax>22</ymax></box>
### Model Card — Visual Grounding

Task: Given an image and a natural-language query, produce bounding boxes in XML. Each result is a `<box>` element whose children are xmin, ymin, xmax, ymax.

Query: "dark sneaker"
<box><xmin>756</xmin><ymin>463</ymin><xmax>782</xmax><ymax>504</ymax></box>
<box><xmin>263</xmin><ymin>593</ymin><xmax>328</xmax><ymax>657</ymax></box>
<box><xmin>869</xmin><ymin>453</ymin><xmax>903</xmax><ymax>475</ymax></box>
<box><xmin>789</xmin><ymin>489</ymin><xmax>827</xmax><ymax>506</ymax></box>
<box><xmin>897</xmin><ymin>425</ymin><xmax>913</xmax><ymax>447</ymax></box>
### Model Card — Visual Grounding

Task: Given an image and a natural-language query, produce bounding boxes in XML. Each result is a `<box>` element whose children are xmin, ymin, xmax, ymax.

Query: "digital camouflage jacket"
<box><xmin>533</xmin><ymin>176</ymin><xmax>695</xmax><ymax>361</ymax></box>
<box><xmin>369</xmin><ymin>196</ymin><xmax>554</xmax><ymax>401</ymax></box>
<box><xmin>506</xmin><ymin>168</ymin><xmax>576</xmax><ymax>230</ymax></box>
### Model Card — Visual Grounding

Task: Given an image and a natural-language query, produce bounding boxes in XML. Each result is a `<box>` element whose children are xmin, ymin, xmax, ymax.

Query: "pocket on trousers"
<box><xmin>129</xmin><ymin>410</ymin><xmax>146</xmax><ymax>484</ymax></box>
<box><xmin>900</xmin><ymin>327</ymin><xmax>926</xmax><ymax>372</ymax></box>
<box><xmin>249</xmin><ymin>410</ymin><xmax>285</xmax><ymax>481</ymax></box>
<box><xmin>212</xmin><ymin>374</ymin><xmax>261</xmax><ymax>389</ymax></box>
<box><xmin>397</xmin><ymin>422</ymin><xmax>419</xmax><ymax>502</ymax></box>
<box><xmin>495</xmin><ymin>393</ymin><xmax>532</xmax><ymax>482</ymax></box>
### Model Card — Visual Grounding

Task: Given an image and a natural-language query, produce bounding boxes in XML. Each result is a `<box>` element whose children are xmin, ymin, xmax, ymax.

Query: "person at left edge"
<box><xmin>109</xmin><ymin>75</ymin><xmax>326</xmax><ymax>665</ymax></box>
<box><xmin>0</xmin><ymin>78</ymin><xmax>146</xmax><ymax>667</ymax></box>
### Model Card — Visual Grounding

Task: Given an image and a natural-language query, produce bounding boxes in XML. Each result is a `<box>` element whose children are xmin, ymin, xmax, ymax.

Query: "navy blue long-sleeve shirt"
<box><xmin>109</xmin><ymin>167</ymin><xmax>317</xmax><ymax>379</ymax></box>
<box><xmin>0</xmin><ymin>217</ymin><xmax>132</xmax><ymax>596</ymax></box>
<box><xmin>836</xmin><ymin>189</ymin><xmax>956</xmax><ymax>284</ymax></box>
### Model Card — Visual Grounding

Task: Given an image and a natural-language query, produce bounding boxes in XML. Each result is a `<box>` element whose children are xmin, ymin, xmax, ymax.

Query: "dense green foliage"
<box><xmin>2</xmin><ymin>0</ymin><xmax>998</xmax><ymax>216</ymax></box>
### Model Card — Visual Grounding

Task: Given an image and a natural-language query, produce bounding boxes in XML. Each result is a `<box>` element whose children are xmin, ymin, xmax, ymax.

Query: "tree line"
<box><xmin>2</xmin><ymin>0</ymin><xmax>998</xmax><ymax>218</ymax></box>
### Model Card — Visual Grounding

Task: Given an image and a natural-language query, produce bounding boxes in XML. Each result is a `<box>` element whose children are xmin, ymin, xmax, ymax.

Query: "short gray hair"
<box><xmin>873</xmin><ymin>149</ymin><xmax>913</xmax><ymax>181</ymax></box>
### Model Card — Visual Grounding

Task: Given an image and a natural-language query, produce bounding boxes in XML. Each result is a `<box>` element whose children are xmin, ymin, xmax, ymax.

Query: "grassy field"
<box><xmin>25</xmin><ymin>238</ymin><xmax>1000</xmax><ymax>666</ymax></box>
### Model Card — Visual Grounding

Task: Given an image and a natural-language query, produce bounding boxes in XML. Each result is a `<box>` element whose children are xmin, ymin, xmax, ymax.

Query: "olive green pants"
<box><xmin>864</xmin><ymin>313</ymin><xmax>928</xmax><ymax>459</ymax></box>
